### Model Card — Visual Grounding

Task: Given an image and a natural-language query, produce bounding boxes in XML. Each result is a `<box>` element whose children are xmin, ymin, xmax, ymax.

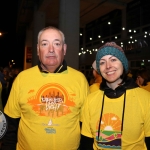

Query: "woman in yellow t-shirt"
<box><xmin>80</xmin><ymin>42</ymin><xmax>150</xmax><ymax>150</ymax></box>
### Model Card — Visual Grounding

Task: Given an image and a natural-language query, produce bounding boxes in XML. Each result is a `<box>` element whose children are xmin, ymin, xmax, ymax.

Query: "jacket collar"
<box><xmin>100</xmin><ymin>77</ymin><xmax>139</xmax><ymax>98</ymax></box>
<box><xmin>38</xmin><ymin>60</ymin><xmax>67</xmax><ymax>73</ymax></box>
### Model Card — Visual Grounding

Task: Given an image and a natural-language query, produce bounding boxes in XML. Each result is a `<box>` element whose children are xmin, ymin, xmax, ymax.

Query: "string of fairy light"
<box><xmin>78</xmin><ymin>22</ymin><xmax>150</xmax><ymax>56</ymax></box>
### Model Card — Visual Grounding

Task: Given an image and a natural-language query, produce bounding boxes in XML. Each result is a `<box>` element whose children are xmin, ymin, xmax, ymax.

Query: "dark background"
<box><xmin>0</xmin><ymin>1</ymin><xmax>24</xmax><ymax>68</ymax></box>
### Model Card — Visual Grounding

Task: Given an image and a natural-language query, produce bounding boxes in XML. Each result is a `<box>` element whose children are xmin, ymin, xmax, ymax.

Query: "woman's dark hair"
<box><xmin>136</xmin><ymin>69</ymin><xmax>150</xmax><ymax>86</ymax></box>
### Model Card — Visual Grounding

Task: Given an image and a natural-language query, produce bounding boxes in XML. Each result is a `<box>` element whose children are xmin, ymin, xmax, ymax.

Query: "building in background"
<box><xmin>14</xmin><ymin>0</ymin><xmax>150</xmax><ymax>81</ymax></box>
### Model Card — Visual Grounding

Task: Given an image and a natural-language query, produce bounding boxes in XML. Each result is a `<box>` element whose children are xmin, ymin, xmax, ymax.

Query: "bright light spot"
<box><xmin>104</xmin><ymin>126</ymin><xmax>113</xmax><ymax>131</ymax></box>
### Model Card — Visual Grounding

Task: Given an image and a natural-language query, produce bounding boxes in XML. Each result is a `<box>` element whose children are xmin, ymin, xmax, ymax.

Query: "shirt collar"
<box><xmin>38</xmin><ymin>60</ymin><xmax>67</xmax><ymax>73</ymax></box>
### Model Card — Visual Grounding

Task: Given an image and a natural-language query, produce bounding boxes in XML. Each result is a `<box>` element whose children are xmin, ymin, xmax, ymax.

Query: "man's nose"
<box><xmin>48</xmin><ymin>44</ymin><xmax>54</xmax><ymax>52</ymax></box>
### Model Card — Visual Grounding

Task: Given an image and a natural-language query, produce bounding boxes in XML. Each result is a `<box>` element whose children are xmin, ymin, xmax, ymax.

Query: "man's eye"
<box><xmin>41</xmin><ymin>42</ymin><xmax>48</xmax><ymax>46</ymax></box>
<box><xmin>54</xmin><ymin>42</ymin><xmax>60</xmax><ymax>46</ymax></box>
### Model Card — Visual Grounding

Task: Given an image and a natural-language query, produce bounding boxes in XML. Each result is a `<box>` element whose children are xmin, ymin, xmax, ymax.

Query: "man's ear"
<box><xmin>63</xmin><ymin>44</ymin><xmax>67</xmax><ymax>55</ymax></box>
<box><xmin>37</xmin><ymin>44</ymin><xmax>39</xmax><ymax>55</ymax></box>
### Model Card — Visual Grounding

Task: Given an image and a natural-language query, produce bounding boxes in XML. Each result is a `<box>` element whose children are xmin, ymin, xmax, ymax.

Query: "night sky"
<box><xmin>0</xmin><ymin>0</ymin><xmax>24</xmax><ymax>68</ymax></box>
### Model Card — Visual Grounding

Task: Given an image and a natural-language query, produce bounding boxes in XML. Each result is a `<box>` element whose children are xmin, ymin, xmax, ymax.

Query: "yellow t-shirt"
<box><xmin>90</xmin><ymin>83</ymin><xmax>100</xmax><ymax>93</ymax></box>
<box><xmin>81</xmin><ymin>88</ymin><xmax>150</xmax><ymax>150</ymax></box>
<box><xmin>4</xmin><ymin>66</ymin><xmax>90</xmax><ymax>150</ymax></box>
<box><xmin>140</xmin><ymin>82</ymin><xmax>150</xmax><ymax>92</ymax></box>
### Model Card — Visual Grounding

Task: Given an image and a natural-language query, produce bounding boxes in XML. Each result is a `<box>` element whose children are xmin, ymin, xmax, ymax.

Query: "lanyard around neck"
<box><xmin>97</xmin><ymin>90</ymin><xmax>126</xmax><ymax>140</ymax></box>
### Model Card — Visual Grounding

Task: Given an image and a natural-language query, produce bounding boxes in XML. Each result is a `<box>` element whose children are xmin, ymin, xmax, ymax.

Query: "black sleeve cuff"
<box><xmin>79</xmin><ymin>134</ymin><xmax>94</xmax><ymax>150</ymax></box>
<box><xmin>145</xmin><ymin>137</ymin><xmax>150</xmax><ymax>150</ymax></box>
<box><xmin>1</xmin><ymin>114</ymin><xmax>20</xmax><ymax>150</ymax></box>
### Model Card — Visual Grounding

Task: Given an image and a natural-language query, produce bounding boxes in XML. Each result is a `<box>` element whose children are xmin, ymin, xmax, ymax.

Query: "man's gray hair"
<box><xmin>37</xmin><ymin>26</ymin><xmax>65</xmax><ymax>44</ymax></box>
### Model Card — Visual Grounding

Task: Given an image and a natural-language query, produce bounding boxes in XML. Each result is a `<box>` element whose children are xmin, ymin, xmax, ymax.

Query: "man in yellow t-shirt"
<box><xmin>2</xmin><ymin>26</ymin><xmax>89</xmax><ymax>150</ymax></box>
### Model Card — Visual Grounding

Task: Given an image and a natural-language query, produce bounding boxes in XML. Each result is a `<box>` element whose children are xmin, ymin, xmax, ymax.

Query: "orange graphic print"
<box><xmin>27</xmin><ymin>83</ymin><xmax>76</xmax><ymax>118</ymax></box>
<box><xmin>96</xmin><ymin>113</ymin><xmax>122</xmax><ymax>149</ymax></box>
<box><xmin>96</xmin><ymin>113</ymin><xmax>121</xmax><ymax>131</ymax></box>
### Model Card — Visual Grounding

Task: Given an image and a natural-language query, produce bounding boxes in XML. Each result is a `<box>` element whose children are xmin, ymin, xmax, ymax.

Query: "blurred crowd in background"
<box><xmin>0</xmin><ymin>66</ymin><xmax>22</xmax><ymax>111</ymax></box>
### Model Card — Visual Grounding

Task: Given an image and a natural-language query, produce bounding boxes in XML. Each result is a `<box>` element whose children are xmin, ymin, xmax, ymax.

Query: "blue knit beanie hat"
<box><xmin>96</xmin><ymin>42</ymin><xmax>128</xmax><ymax>74</ymax></box>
